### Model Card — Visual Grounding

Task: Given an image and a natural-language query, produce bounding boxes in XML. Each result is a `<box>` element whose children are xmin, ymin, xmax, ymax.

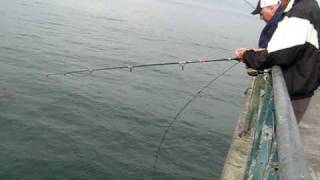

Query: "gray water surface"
<box><xmin>0</xmin><ymin>0</ymin><xmax>261</xmax><ymax>179</ymax></box>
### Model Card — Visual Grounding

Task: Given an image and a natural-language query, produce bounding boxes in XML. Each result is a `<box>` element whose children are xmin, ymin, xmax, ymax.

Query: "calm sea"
<box><xmin>0</xmin><ymin>0</ymin><xmax>261</xmax><ymax>179</ymax></box>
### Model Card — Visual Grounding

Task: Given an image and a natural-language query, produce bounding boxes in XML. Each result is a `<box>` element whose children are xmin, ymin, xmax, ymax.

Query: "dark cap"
<box><xmin>251</xmin><ymin>0</ymin><xmax>261</xmax><ymax>15</ymax></box>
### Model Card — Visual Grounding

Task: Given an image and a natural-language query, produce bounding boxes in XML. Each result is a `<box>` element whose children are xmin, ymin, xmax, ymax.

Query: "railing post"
<box><xmin>272</xmin><ymin>66</ymin><xmax>311</xmax><ymax>180</ymax></box>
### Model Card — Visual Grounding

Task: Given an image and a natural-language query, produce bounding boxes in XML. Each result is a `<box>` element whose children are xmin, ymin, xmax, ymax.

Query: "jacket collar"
<box><xmin>284</xmin><ymin>0</ymin><xmax>295</xmax><ymax>12</ymax></box>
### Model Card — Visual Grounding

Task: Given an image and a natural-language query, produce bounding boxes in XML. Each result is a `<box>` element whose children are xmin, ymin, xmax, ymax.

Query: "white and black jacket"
<box><xmin>243</xmin><ymin>0</ymin><xmax>320</xmax><ymax>99</ymax></box>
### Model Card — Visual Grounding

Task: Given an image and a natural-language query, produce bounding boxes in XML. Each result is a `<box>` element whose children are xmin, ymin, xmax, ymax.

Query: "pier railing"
<box><xmin>221</xmin><ymin>66</ymin><xmax>312</xmax><ymax>180</ymax></box>
<box><xmin>272</xmin><ymin>66</ymin><xmax>311</xmax><ymax>180</ymax></box>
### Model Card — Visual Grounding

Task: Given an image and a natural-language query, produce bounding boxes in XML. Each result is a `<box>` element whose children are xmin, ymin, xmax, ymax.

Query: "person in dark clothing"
<box><xmin>235</xmin><ymin>0</ymin><xmax>320</xmax><ymax>121</ymax></box>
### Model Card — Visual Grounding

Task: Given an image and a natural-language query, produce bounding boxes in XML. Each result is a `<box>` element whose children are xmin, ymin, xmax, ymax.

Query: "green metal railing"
<box><xmin>244</xmin><ymin>66</ymin><xmax>311</xmax><ymax>180</ymax></box>
<box><xmin>244</xmin><ymin>73</ymin><xmax>279</xmax><ymax>180</ymax></box>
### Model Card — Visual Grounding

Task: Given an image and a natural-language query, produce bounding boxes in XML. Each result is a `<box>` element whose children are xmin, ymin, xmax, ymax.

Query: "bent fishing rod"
<box><xmin>46</xmin><ymin>57</ymin><xmax>238</xmax><ymax>77</ymax></box>
<box><xmin>152</xmin><ymin>62</ymin><xmax>240</xmax><ymax>173</ymax></box>
<box><xmin>243</xmin><ymin>0</ymin><xmax>255</xmax><ymax>9</ymax></box>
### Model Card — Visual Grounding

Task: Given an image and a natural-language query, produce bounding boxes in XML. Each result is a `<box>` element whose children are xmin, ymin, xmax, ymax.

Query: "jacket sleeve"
<box><xmin>243</xmin><ymin>16</ymin><xmax>315</xmax><ymax>70</ymax></box>
<box><xmin>243</xmin><ymin>44</ymin><xmax>306</xmax><ymax>70</ymax></box>
<box><xmin>243</xmin><ymin>49</ymin><xmax>270</xmax><ymax>70</ymax></box>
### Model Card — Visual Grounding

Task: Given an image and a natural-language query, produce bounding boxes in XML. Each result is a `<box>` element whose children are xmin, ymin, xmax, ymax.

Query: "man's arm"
<box><xmin>237</xmin><ymin>16</ymin><xmax>316</xmax><ymax>70</ymax></box>
<box><xmin>242</xmin><ymin>44</ymin><xmax>306</xmax><ymax>70</ymax></box>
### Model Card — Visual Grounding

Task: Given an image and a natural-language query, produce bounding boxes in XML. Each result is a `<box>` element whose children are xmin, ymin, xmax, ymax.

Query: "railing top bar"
<box><xmin>271</xmin><ymin>66</ymin><xmax>311</xmax><ymax>180</ymax></box>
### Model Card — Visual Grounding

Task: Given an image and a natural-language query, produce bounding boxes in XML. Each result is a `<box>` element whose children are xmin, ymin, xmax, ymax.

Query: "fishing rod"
<box><xmin>242</xmin><ymin>0</ymin><xmax>255</xmax><ymax>9</ymax></box>
<box><xmin>153</xmin><ymin>62</ymin><xmax>240</xmax><ymax>173</ymax></box>
<box><xmin>46</xmin><ymin>57</ymin><xmax>238</xmax><ymax>77</ymax></box>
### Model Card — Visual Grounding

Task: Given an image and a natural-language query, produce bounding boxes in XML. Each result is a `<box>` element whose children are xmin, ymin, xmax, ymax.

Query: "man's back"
<box><xmin>260</xmin><ymin>0</ymin><xmax>320</xmax><ymax>99</ymax></box>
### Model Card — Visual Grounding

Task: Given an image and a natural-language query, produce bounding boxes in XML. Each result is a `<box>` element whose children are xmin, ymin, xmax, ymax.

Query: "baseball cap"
<box><xmin>251</xmin><ymin>0</ymin><xmax>280</xmax><ymax>15</ymax></box>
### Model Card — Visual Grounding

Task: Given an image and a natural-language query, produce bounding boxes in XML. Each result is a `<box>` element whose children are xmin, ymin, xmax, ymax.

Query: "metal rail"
<box><xmin>272</xmin><ymin>66</ymin><xmax>311</xmax><ymax>180</ymax></box>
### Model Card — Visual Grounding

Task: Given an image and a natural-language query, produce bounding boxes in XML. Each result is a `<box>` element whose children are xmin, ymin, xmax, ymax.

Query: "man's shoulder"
<box><xmin>289</xmin><ymin>0</ymin><xmax>320</xmax><ymax>18</ymax></box>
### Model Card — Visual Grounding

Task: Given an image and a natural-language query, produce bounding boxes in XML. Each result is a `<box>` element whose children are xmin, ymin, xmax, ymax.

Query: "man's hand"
<box><xmin>235</xmin><ymin>48</ymin><xmax>247</xmax><ymax>61</ymax></box>
<box><xmin>235</xmin><ymin>48</ymin><xmax>265</xmax><ymax>61</ymax></box>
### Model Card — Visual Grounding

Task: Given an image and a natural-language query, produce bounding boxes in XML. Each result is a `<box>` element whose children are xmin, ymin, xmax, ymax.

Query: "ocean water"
<box><xmin>0</xmin><ymin>0</ymin><xmax>261</xmax><ymax>179</ymax></box>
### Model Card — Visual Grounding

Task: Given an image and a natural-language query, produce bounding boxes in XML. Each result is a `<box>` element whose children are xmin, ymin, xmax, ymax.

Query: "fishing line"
<box><xmin>153</xmin><ymin>61</ymin><xmax>240</xmax><ymax>172</ymax></box>
<box><xmin>242</xmin><ymin>0</ymin><xmax>255</xmax><ymax>9</ymax></box>
<box><xmin>46</xmin><ymin>58</ymin><xmax>237</xmax><ymax>77</ymax></box>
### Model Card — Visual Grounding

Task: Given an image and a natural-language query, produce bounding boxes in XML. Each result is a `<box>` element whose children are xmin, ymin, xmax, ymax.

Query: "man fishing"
<box><xmin>246</xmin><ymin>0</ymin><xmax>284</xmax><ymax>76</ymax></box>
<box><xmin>236</xmin><ymin>0</ymin><xmax>320</xmax><ymax>122</ymax></box>
<box><xmin>235</xmin><ymin>0</ymin><xmax>320</xmax><ymax>178</ymax></box>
